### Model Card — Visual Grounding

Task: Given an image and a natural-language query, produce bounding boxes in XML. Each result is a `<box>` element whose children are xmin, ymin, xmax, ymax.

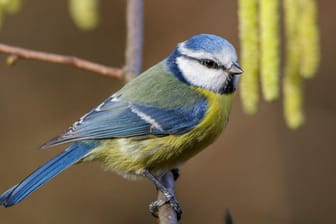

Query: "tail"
<box><xmin>0</xmin><ymin>141</ymin><xmax>97</xmax><ymax>207</ymax></box>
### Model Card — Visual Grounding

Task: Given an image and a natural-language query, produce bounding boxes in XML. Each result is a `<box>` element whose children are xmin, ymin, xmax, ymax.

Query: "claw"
<box><xmin>143</xmin><ymin>169</ymin><xmax>183</xmax><ymax>220</ymax></box>
<box><xmin>149</xmin><ymin>199</ymin><xmax>166</xmax><ymax>218</ymax></box>
<box><xmin>149</xmin><ymin>196</ymin><xmax>182</xmax><ymax>220</ymax></box>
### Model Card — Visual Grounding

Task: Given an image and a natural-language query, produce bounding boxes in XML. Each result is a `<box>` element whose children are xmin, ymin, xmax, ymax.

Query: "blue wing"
<box><xmin>42</xmin><ymin>95</ymin><xmax>208</xmax><ymax>148</ymax></box>
<box><xmin>0</xmin><ymin>141</ymin><xmax>98</xmax><ymax>207</ymax></box>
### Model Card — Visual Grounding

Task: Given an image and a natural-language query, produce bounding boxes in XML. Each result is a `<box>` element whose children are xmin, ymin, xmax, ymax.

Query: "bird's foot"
<box><xmin>149</xmin><ymin>195</ymin><xmax>182</xmax><ymax>220</ymax></box>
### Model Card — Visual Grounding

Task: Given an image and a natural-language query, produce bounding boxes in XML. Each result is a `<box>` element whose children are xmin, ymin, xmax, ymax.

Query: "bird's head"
<box><xmin>165</xmin><ymin>34</ymin><xmax>243</xmax><ymax>94</ymax></box>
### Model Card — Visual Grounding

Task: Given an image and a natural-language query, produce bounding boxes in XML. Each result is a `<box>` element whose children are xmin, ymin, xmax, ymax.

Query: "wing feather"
<box><xmin>42</xmin><ymin>96</ymin><xmax>207</xmax><ymax>148</ymax></box>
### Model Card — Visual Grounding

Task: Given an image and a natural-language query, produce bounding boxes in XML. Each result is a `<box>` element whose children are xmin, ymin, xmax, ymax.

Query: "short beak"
<box><xmin>229</xmin><ymin>62</ymin><xmax>243</xmax><ymax>75</ymax></box>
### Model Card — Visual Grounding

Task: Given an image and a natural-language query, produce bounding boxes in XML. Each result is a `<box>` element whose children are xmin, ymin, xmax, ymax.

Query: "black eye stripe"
<box><xmin>182</xmin><ymin>55</ymin><xmax>226</xmax><ymax>70</ymax></box>
<box><xmin>199</xmin><ymin>59</ymin><xmax>219</xmax><ymax>69</ymax></box>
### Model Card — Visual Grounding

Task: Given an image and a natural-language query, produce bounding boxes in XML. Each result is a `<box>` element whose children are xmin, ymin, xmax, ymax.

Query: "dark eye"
<box><xmin>200</xmin><ymin>59</ymin><xmax>219</xmax><ymax>69</ymax></box>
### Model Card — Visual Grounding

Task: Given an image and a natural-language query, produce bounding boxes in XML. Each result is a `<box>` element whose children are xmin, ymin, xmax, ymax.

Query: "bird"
<box><xmin>0</xmin><ymin>34</ymin><xmax>242</xmax><ymax>218</ymax></box>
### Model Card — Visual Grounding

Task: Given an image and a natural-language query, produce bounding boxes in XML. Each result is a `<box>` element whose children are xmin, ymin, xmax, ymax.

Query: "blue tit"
<box><xmin>0</xmin><ymin>34</ymin><xmax>243</xmax><ymax>217</ymax></box>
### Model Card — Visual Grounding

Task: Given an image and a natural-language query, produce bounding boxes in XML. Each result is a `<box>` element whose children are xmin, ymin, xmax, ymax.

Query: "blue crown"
<box><xmin>184</xmin><ymin>34</ymin><xmax>231</xmax><ymax>53</ymax></box>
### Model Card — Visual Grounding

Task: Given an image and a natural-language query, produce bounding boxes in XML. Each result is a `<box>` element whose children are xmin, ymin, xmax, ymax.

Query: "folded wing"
<box><xmin>42</xmin><ymin>95</ymin><xmax>207</xmax><ymax>148</ymax></box>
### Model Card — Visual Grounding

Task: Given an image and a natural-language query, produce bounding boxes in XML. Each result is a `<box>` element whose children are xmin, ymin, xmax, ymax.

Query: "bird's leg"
<box><xmin>143</xmin><ymin>169</ymin><xmax>182</xmax><ymax>219</ymax></box>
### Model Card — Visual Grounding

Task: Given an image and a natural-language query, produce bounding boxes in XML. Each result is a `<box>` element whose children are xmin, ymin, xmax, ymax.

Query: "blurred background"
<box><xmin>0</xmin><ymin>1</ymin><xmax>335</xmax><ymax>223</ymax></box>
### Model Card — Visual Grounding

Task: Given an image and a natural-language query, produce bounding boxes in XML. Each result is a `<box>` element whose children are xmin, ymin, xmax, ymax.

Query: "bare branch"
<box><xmin>125</xmin><ymin>0</ymin><xmax>143</xmax><ymax>80</ymax></box>
<box><xmin>157</xmin><ymin>171</ymin><xmax>179</xmax><ymax>224</ymax></box>
<box><xmin>0</xmin><ymin>43</ymin><xmax>124</xmax><ymax>79</ymax></box>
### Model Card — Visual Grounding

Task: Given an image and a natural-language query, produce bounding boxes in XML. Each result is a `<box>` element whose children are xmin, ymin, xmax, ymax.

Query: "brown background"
<box><xmin>0</xmin><ymin>1</ymin><xmax>335</xmax><ymax>223</ymax></box>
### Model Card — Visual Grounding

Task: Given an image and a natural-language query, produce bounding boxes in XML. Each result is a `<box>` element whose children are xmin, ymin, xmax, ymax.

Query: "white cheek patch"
<box><xmin>176</xmin><ymin>57</ymin><xmax>228</xmax><ymax>93</ymax></box>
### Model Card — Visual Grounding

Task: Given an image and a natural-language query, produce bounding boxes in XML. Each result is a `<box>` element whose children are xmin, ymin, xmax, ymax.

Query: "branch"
<box><xmin>157</xmin><ymin>171</ymin><xmax>179</xmax><ymax>224</ymax></box>
<box><xmin>0</xmin><ymin>43</ymin><xmax>124</xmax><ymax>79</ymax></box>
<box><xmin>125</xmin><ymin>0</ymin><xmax>143</xmax><ymax>80</ymax></box>
<box><xmin>0</xmin><ymin>0</ymin><xmax>143</xmax><ymax>81</ymax></box>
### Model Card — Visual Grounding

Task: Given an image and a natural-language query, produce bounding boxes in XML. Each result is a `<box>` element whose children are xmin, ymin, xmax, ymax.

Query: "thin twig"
<box><xmin>157</xmin><ymin>171</ymin><xmax>179</xmax><ymax>224</ymax></box>
<box><xmin>0</xmin><ymin>43</ymin><xmax>124</xmax><ymax>79</ymax></box>
<box><xmin>125</xmin><ymin>0</ymin><xmax>143</xmax><ymax>80</ymax></box>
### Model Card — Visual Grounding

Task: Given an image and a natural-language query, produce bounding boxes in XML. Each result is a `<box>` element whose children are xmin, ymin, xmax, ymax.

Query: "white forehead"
<box><xmin>178</xmin><ymin>41</ymin><xmax>238</xmax><ymax>66</ymax></box>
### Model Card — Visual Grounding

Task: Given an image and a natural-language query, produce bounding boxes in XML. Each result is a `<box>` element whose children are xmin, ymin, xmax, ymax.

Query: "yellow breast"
<box><xmin>149</xmin><ymin>88</ymin><xmax>234</xmax><ymax>169</ymax></box>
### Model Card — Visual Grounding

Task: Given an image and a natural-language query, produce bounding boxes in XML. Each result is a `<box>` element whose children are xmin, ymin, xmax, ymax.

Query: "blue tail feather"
<box><xmin>0</xmin><ymin>141</ymin><xmax>97</xmax><ymax>207</ymax></box>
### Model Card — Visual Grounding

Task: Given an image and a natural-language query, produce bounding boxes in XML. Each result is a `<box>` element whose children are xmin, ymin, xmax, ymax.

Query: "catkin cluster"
<box><xmin>0</xmin><ymin>0</ymin><xmax>22</xmax><ymax>28</ymax></box>
<box><xmin>69</xmin><ymin>0</ymin><xmax>100</xmax><ymax>31</ymax></box>
<box><xmin>238</xmin><ymin>0</ymin><xmax>320</xmax><ymax>129</ymax></box>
